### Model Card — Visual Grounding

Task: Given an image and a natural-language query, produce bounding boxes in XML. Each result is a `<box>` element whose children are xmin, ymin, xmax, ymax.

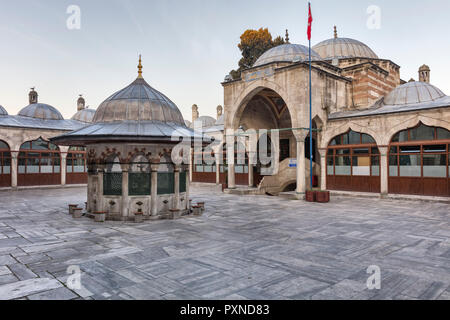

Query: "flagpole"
<box><xmin>308</xmin><ymin>2</ymin><xmax>313</xmax><ymax>189</ymax></box>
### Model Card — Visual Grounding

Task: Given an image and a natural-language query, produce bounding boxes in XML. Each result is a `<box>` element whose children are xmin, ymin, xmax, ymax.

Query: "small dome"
<box><xmin>93</xmin><ymin>77</ymin><xmax>185</xmax><ymax>125</ymax></box>
<box><xmin>18</xmin><ymin>103</ymin><xmax>64</xmax><ymax>120</ymax></box>
<box><xmin>384</xmin><ymin>82</ymin><xmax>446</xmax><ymax>106</ymax></box>
<box><xmin>313</xmin><ymin>38</ymin><xmax>378</xmax><ymax>60</ymax></box>
<box><xmin>0</xmin><ymin>105</ymin><xmax>7</xmax><ymax>116</ymax></box>
<box><xmin>215</xmin><ymin>114</ymin><xmax>224</xmax><ymax>126</ymax></box>
<box><xmin>191</xmin><ymin>116</ymin><xmax>216</xmax><ymax>128</ymax></box>
<box><xmin>254</xmin><ymin>44</ymin><xmax>321</xmax><ymax>67</ymax></box>
<box><xmin>72</xmin><ymin>108</ymin><xmax>96</xmax><ymax>123</ymax></box>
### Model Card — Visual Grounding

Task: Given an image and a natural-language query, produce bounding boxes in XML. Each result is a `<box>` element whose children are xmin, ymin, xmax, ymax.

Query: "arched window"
<box><xmin>66</xmin><ymin>146</ymin><xmax>87</xmax><ymax>184</ymax></box>
<box><xmin>67</xmin><ymin>146</ymin><xmax>87</xmax><ymax>173</ymax></box>
<box><xmin>0</xmin><ymin>141</ymin><xmax>11</xmax><ymax>187</ymax></box>
<box><xmin>103</xmin><ymin>155</ymin><xmax>122</xmax><ymax>196</ymax></box>
<box><xmin>327</xmin><ymin>130</ymin><xmax>380</xmax><ymax>193</ymax></box>
<box><xmin>389</xmin><ymin>124</ymin><xmax>450</xmax><ymax>197</ymax></box>
<box><xmin>18</xmin><ymin>138</ymin><xmax>61</xmax><ymax>186</ymax></box>
<box><xmin>129</xmin><ymin>155</ymin><xmax>150</xmax><ymax>196</ymax></box>
<box><xmin>158</xmin><ymin>155</ymin><xmax>175</xmax><ymax>195</ymax></box>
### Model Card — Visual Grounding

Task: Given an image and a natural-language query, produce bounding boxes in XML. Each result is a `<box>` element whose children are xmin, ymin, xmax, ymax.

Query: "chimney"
<box><xmin>192</xmin><ymin>104</ymin><xmax>199</xmax><ymax>122</ymax></box>
<box><xmin>419</xmin><ymin>65</ymin><xmax>430</xmax><ymax>83</ymax></box>
<box><xmin>77</xmin><ymin>95</ymin><xmax>86</xmax><ymax>111</ymax></box>
<box><xmin>216</xmin><ymin>105</ymin><xmax>223</xmax><ymax>119</ymax></box>
<box><xmin>29</xmin><ymin>87</ymin><xmax>38</xmax><ymax>104</ymax></box>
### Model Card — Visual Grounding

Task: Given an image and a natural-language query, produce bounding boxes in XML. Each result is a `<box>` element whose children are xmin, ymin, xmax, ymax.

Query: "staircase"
<box><xmin>257</xmin><ymin>158</ymin><xmax>320</xmax><ymax>195</ymax></box>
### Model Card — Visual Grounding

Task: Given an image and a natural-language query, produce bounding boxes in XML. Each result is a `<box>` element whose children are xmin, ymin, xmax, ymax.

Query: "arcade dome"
<box><xmin>18</xmin><ymin>103</ymin><xmax>64</xmax><ymax>120</ymax></box>
<box><xmin>383</xmin><ymin>81</ymin><xmax>446</xmax><ymax>106</ymax></box>
<box><xmin>253</xmin><ymin>44</ymin><xmax>321</xmax><ymax>67</ymax></box>
<box><xmin>72</xmin><ymin>108</ymin><xmax>96</xmax><ymax>123</ymax></box>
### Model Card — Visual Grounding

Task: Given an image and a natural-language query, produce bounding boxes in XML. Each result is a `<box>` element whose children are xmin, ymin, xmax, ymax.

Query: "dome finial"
<box><xmin>334</xmin><ymin>26</ymin><xmax>338</xmax><ymax>39</ymax></box>
<box><xmin>285</xmin><ymin>29</ymin><xmax>290</xmax><ymax>43</ymax></box>
<box><xmin>137</xmin><ymin>54</ymin><xmax>143</xmax><ymax>78</ymax></box>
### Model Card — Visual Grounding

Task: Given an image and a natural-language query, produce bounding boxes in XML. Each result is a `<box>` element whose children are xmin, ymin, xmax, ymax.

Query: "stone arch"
<box><xmin>383</xmin><ymin>115</ymin><xmax>450</xmax><ymax>145</ymax></box>
<box><xmin>280</xmin><ymin>179</ymin><xmax>297</xmax><ymax>192</ymax></box>
<box><xmin>230</xmin><ymin>81</ymin><xmax>299</xmax><ymax>133</ymax></box>
<box><xmin>321</xmin><ymin>121</ymin><xmax>382</xmax><ymax>149</ymax></box>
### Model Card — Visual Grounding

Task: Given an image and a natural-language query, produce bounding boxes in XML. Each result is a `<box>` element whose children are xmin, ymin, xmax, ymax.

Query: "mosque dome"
<box><xmin>253</xmin><ymin>44</ymin><xmax>321</xmax><ymax>67</ymax></box>
<box><xmin>191</xmin><ymin>116</ymin><xmax>216</xmax><ymax>128</ymax></box>
<box><xmin>383</xmin><ymin>81</ymin><xmax>446</xmax><ymax>106</ymax></box>
<box><xmin>0</xmin><ymin>105</ymin><xmax>7</xmax><ymax>116</ymax></box>
<box><xmin>18</xmin><ymin>103</ymin><xmax>64</xmax><ymax>120</ymax></box>
<box><xmin>93</xmin><ymin>79</ymin><xmax>185</xmax><ymax>125</ymax></box>
<box><xmin>313</xmin><ymin>27</ymin><xmax>378</xmax><ymax>60</ymax></box>
<box><xmin>72</xmin><ymin>108</ymin><xmax>96</xmax><ymax>123</ymax></box>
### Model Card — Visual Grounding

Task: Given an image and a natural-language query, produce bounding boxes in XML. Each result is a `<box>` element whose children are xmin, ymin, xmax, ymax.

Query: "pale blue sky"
<box><xmin>0</xmin><ymin>0</ymin><xmax>449</xmax><ymax>120</ymax></box>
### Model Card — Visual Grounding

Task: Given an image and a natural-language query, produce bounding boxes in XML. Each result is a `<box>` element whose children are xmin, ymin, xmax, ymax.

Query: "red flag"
<box><xmin>307</xmin><ymin>2</ymin><xmax>313</xmax><ymax>40</ymax></box>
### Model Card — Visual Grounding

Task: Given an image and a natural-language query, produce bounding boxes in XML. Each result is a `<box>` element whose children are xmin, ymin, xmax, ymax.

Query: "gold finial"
<box><xmin>334</xmin><ymin>26</ymin><xmax>338</xmax><ymax>39</ymax></box>
<box><xmin>285</xmin><ymin>29</ymin><xmax>290</xmax><ymax>43</ymax></box>
<box><xmin>137</xmin><ymin>54</ymin><xmax>143</xmax><ymax>78</ymax></box>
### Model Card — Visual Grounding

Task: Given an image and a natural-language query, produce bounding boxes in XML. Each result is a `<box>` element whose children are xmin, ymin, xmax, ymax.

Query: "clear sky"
<box><xmin>0</xmin><ymin>0</ymin><xmax>449</xmax><ymax>121</ymax></box>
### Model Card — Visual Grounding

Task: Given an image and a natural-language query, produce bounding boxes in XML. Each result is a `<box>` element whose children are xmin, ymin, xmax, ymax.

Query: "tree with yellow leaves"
<box><xmin>229</xmin><ymin>28</ymin><xmax>285</xmax><ymax>80</ymax></box>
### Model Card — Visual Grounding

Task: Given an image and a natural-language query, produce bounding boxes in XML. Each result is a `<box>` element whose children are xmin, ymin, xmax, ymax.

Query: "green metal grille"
<box><xmin>157</xmin><ymin>172</ymin><xmax>174</xmax><ymax>195</ymax></box>
<box><xmin>179</xmin><ymin>172</ymin><xmax>187</xmax><ymax>193</ymax></box>
<box><xmin>129</xmin><ymin>173</ymin><xmax>151</xmax><ymax>196</ymax></box>
<box><xmin>103</xmin><ymin>173</ymin><xmax>123</xmax><ymax>196</ymax></box>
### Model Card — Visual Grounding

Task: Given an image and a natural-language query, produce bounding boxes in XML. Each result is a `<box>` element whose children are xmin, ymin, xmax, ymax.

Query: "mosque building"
<box><xmin>0</xmin><ymin>89</ymin><xmax>94</xmax><ymax>189</ymax></box>
<box><xmin>193</xmin><ymin>28</ymin><xmax>450</xmax><ymax>198</ymax></box>
<box><xmin>1</xmin><ymin>27</ymin><xmax>449</xmax><ymax>200</ymax></box>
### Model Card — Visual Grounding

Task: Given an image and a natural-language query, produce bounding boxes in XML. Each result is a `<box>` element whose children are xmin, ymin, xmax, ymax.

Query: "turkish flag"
<box><xmin>307</xmin><ymin>2</ymin><xmax>313</xmax><ymax>40</ymax></box>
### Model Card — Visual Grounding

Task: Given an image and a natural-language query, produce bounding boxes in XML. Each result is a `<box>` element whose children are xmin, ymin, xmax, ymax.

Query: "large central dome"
<box><xmin>93</xmin><ymin>64</ymin><xmax>185</xmax><ymax>126</ymax></box>
<box><xmin>253</xmin><ymin>44</ymin><xmax>321</xmax><ymax>67</ymax></box>
<box><xmin>313</xmin><ymin>29</ymin><xmax>378</xmax><ymax>60</ymax></box>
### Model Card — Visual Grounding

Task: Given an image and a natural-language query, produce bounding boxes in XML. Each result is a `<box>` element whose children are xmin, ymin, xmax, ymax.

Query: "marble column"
<box><xmin>174</xmin><ymin>165</ymin><xmax>180</xmax><ymax>210</ymax></box>
<box><xmin>61</xmin><ymin>153</ymin><xmax>67</xmax><ymax>186</ymax></box>
<box><xmin>215</xmin><ymin>153</ymin><xmax>220</xmax><ymax>185</ymax></box>
<box><xmin>98</xmin><ymin>169</ymin><xmax>104</xmax><ymax>212</ymax></box>
<box><xmin>296</xmin><ymin>139</ymin><xmax>306</xmax><ymax>200</ymax></box>
<box><xmin>121</xmin><ymin>169</ymin><xmax>129</xmax><ymax>218</ymax></box>
<box><xmin>319</xmin><ymin>149</ymin><xmax>327</xmax><ymax>191</ymax></box>
<box><xmin>248</xmin><ymin>164</ymin><xmax>254</xmax><ymax>187</ymax></box>
<box><xmin>227</xmin><ymin>163</ymin><xmax>236</xmax><ymax>189</ymax></box>
<box><xmin>226</xmin><ymin>129</ymin><xmax>236</xmax><ymax>189</ymax></box>
<box><xmin>184</xmin><ymin>165</ymin><xmax>190</xmax><ymax>210</ymax></box>
<box><xmin>379</xmin><ymin>146</ymin><xmax>389</xmax><ymax>197</ymax></box>
<box><xmin>150</xmin><ymin>163</ymin><xmax>159</xmax><ymax>216</ymax></box>
<box><xmin>11</xmin><ymin>151</ymin><xmax>18</xmax><ymax>189</ymax></box>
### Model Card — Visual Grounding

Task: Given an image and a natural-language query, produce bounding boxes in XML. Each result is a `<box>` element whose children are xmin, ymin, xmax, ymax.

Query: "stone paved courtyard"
<box><xmin>0</xmin><ymin>185</ymin><xmax>449</xmax><ymax>300</ymax></box>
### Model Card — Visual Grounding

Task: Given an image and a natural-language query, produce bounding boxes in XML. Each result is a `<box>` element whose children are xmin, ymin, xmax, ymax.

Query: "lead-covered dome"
<box><xmin>0</xmin><ymin>105</ymin><xmax>7</xmax><ymax>116</ymax></box>
<box><xmin>384</xmin><ymin>81</ymin><xmax>446</xmax><ymax>106</ymax></box>
<box><xmin>313</xmin><ymin>36</ymin><xmax>378</xmax><ymax>60</ymax></box>
<box><xmin>190</xmin><ymin>116</ymin><xmax>216</xmax><ymax>129</ymax></box>
<box><xmin>254</xmin><ymin>44</ymin><xmax>321</xmax><ymax>67</ymax></box>
<box><xmin>93</xmin><ymin>77</ymin><xmax>185</xmax><ymax>125</ymax></box>
<box><xmin>18</xmin><ymin>103</ymin><xmax>64</xmax><ymax>120</ymax></box>
<box><xmin>72</xmin><ymin>108</ymin><xmax>96</xmax><ymax>123</ymax></box>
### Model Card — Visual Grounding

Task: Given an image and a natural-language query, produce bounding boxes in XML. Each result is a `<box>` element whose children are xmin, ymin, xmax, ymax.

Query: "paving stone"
<box><xmin>0</xmin><ymin>186</ymin><xmax>448</xmax><ymax>300</ymax></box>
<box><xmin>27</xmin><ymin>286</ymin><xmax>79</xmax><ymax>300</ymax></box>
<box><xmin>8</xmin><ymin>263</ymin><xmax>37</xmax><ymax>280</ymax></box>
<box><xmin>0</xmin><ymin>278</ymin><xmax>62</xmax><ymax>300</ymax></box>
